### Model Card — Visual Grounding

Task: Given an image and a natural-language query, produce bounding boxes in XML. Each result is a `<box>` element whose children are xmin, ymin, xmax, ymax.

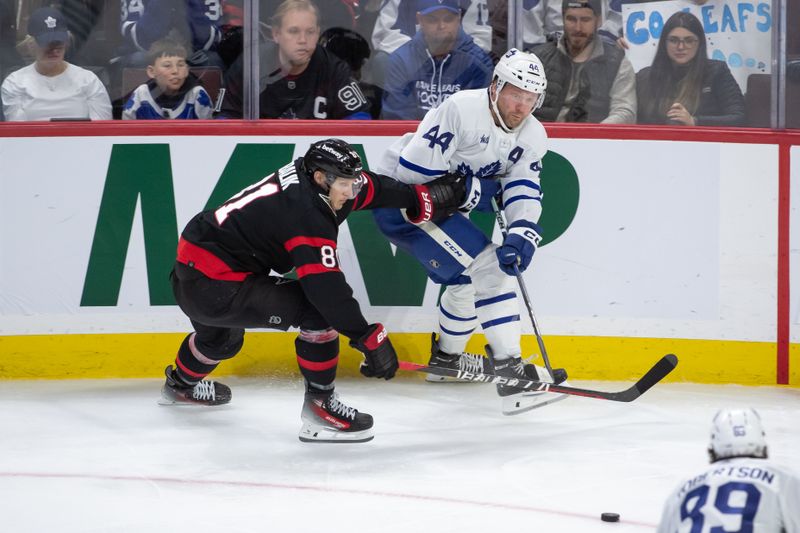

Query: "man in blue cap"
<box><xmin>381</xmin><ymin>0</ymin><xmax>493</xmax><ymax>119</ymax></box>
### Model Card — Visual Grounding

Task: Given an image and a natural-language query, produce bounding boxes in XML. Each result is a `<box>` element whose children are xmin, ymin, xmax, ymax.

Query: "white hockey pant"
<box><xmin>438</xmin><ymin>244</ymin><xmax>521</xmax><ymax>360</ymax></box>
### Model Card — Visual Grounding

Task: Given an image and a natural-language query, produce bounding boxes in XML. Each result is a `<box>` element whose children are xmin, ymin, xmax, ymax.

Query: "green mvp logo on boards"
<box><xmin>81</xmin><ymin>144</ymin><xmax>579</xmax><ymax>307</ymax></box>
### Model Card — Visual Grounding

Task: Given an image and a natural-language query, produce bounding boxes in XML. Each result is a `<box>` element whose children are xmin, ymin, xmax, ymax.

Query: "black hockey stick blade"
<box><xmin>398</xmin><ymin>354</ymin><xmax>678</xmax><ymax>403</ymax></box>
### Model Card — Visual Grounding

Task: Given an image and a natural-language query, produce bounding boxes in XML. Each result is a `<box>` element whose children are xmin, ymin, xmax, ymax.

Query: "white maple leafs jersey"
<box><xmin>377</xmin><ymin>88</ymin><xmax>548</xmax><ymax>231</ymax></box>
<box><xmin>657</xmin><ymin>458</ymin><xmax>800</xmax><ymax>533</ymax></box>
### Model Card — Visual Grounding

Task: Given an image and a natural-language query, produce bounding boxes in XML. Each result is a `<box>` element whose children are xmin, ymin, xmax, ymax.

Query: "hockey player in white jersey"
<box><xmin>657</xmin><ymin>408</ymin><xmax>800</xmax><ymax>533</ymax></box>
<box><xmin>373</xmin><ymin>48</ymin><xmax>567</xmax><ymax>414</ymax></box>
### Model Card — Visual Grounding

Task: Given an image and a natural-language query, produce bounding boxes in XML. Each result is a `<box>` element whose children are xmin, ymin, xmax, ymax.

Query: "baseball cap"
<box><xmin>27</xmin><ymin>7</ymin><xmax>69</xmax><ymax>46</ymax></box>
<box><xmin>562</xmin><ymin>0</ymin><xmax>602</xmax><ymax>15</ymax></box>
<box><xmin>417</xmin><ymin>0</ymin><xmax>461</xmax><ymax>16</ymax></box>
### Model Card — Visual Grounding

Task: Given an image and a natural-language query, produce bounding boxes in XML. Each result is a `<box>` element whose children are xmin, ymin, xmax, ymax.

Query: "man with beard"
<box><xmin>380</xmin><ymin>0</ymin><xmax>493</xmax><ymax>120</ymax></box>
<box><xmin>531</xmin><ymin>0</ymin><xmax>636</xmax><ymax>123</ymax></box>
<box><xmin>218</xmin><ymin>0</ymin><xmax>370</xmax><ymax>119</ymax></box>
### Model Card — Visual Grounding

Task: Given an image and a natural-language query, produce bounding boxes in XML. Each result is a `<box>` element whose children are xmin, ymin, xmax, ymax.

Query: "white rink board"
<box><xmin>0</xmin><ymin>136</ymin><xmax>779</xmax><ymax>342</ymax></box>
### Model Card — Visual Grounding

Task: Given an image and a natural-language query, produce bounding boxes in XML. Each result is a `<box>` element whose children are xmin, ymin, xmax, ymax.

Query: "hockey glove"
<box><xmin>460</xmin><ymin>177</ymin><xmax>501</xmax><ymax>214</ymax></box>
<box><xmin>350</xmin><ymin>323</ymin><xmax>398</xmax><ymax>380</ymax></box>
<box><xmin>407</xmin><ymin>172</ymin><xmax>467</xmax><ymax>224</ymax></box>
<box><xmin>496</xmin><ymin>222</ymin><xmax>542</xmax><ymax>275</ymax></box>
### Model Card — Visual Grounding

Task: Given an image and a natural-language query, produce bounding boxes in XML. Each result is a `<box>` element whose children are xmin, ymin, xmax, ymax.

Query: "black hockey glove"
<box><xmin>407</xmin><ymin>172</ymin><xmax>467</xmax><ymax>224</ymax></box>
<box><xmin>350</xmin><ymin>323</ymin><xmax>398</xmax><ymax>380</ymax></box>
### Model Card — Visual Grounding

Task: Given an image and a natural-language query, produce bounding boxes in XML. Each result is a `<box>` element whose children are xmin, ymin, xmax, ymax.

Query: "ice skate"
<box><xmin>298</xmin><ymin>391</ymin><xmax>374</xmax><ymax>443</ymax></box>
<box><xmin>499</xmin><ymin>360</ymin><xmax>570</xmax><ymax>415</ymax></box>
<box><xmin>487</xmin><ymin>346</ymin><xmax>569</xmax><ymax>415</ymax></box>
<box><xmin>425</xmin><ymin>333</ymin><xmax>485</xmax><ymax>382</ymax></box>
<box><xmin>158</xmin><ymin>365</ymin><xmax>232</xmax><ymax>406</ymax></box>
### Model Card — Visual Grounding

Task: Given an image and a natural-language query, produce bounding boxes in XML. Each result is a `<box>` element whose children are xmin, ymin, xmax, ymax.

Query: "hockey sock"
<box><xmin>174</xmin><ymin>333</ymin><xmax>221</xmax><ymax>385</ymax></box>
<box><xmin>296</xmin><ymin>329</ymin><xmax>339</xmax><ymax>392</ymax></box>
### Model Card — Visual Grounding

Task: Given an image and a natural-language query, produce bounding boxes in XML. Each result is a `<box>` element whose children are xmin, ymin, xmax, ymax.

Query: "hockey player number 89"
<box><xmin>680</xmin><ymin>482</ymin><xmax>761</xmax><ymax>533</ymax></box>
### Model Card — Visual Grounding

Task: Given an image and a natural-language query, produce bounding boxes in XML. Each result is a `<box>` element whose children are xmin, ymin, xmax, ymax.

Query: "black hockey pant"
<box><xmin>170</xmin><ymin>262</ymin><xmax>338</xmax><ymax>388</ymax></box>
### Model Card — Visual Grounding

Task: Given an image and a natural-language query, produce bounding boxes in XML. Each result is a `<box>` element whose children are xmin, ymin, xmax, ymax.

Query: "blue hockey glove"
<box><xmin>460</xmin><ymin>177</ymin><xmax>501</xmax><ymax>214</ymax></box>
<box><xmin>496</xmin><ymin>222</ymin><xmax>542</xmax><ymax>275</ymax></box>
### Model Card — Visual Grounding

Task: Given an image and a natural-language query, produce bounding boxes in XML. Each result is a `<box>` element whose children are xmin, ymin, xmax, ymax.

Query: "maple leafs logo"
<box><xmin>475</xmin><ymin>161</ymin><xmax>501</xmax><ymax>178</ymax></box>
<box><xmin>456</xmin><ymin>162</ymin><xmax>473</xmax><ymax>179</ymax></box>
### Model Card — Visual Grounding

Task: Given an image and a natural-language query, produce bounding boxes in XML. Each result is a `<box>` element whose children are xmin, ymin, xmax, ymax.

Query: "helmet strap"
<box><xmin>490</xmin><ymin>78</ymin><xmax>518</xmax><ymax>134</ymax></box>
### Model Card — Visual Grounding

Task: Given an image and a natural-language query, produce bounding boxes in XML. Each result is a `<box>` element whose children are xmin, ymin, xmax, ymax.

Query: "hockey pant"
<box><xmin>373</xmin><ymin>208</ymin><xmax>521</xmax><ymax>359</ymax></box>
<box><xmin>170</xmin><ymin>262</ymin><xmax>338</xmax><ymax>387</ymax></box>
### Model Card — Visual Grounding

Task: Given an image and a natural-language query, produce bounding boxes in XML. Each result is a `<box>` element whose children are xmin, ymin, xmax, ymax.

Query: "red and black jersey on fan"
<box><xmin>219</xmin><ymin>43</ymin><xmax>370</xmax><ymax>119</ymax></box>
<box><xmin>177</xmin><ymin>158</ymin><xmax>414</xmax><ymax>339</ymax></box>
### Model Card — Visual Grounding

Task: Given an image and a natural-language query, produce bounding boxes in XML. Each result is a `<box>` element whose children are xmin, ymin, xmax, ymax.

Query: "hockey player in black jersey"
<box><xmin>160</xmin><ymin>138</ymin><xmax>465</xmax><ymax>443</ymax></box>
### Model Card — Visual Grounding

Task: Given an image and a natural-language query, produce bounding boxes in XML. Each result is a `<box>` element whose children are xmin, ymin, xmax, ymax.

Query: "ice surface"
<box><xmin>1</xmin><ymin>376</ymin><xmax>798</xmax><ymax>532</ymax></box>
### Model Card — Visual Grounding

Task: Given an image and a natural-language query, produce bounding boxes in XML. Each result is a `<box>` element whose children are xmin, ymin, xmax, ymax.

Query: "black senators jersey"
<box><xmin>179</xmin><ymin>158</ymin><xmax>415</xmax><ymax>338</ymax></box>
<box><xmin>220</xmin><ymin>44</ymin><xmax>370</xmax><ymax>119</ymax></box>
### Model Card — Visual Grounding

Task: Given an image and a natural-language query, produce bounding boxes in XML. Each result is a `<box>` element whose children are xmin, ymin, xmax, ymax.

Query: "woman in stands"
<box><xmin>635</xmin><ymin>11</ymin><xmax>744</xmax><ymax>127</ymax></box>
<box><xmin>1</xmin><ymin>6</ymin><xmax>111</xmax><ymax>121</ymax></box>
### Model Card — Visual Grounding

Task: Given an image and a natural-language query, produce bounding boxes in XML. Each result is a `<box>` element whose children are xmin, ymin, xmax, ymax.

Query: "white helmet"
<box><xmin>490</xmin><ymin>48</ymin><xmax>548</xmax><ymax>132</ymax></box>
<box><xmin>708</xmin><ymin>408</ymin><xmax>768</xmax><ymax>463</ymax></box>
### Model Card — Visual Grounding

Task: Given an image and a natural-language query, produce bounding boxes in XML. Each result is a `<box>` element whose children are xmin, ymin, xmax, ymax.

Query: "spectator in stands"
<box><xmin>1</xmin><ymin>7</ymin><xmax>111</xmax><ymax>121</ymax></box>
<box><xmin>381</xmin><ymin>0</ymin><xmax>492</xmax><ymax>120</ymax></box>
<box><xmin>116</xmin><ymin>0</ymin><xmax>223</xmax><ymax>68</ymax></box>
<box><xmin>367</xmin><ymin>0</ymin><xmax>490</xmax><ymax>89</ymax></box>
<box><xmin>319</xmin><ymin>26</ymin><xmax>381</xmax><ymax>119</ymax></box>
<box><xmin>490</xmin><ymin>0</ymin><xmax>625</xmax><ymax>63</ymax></box>
<box><xmin>636</xmin><ymin>11</ymin><xmax>744</xmax><ymax>126</ymax></box>
<box><xmin>218</xmin><ymin>0</ymin><xmax>370</xmax><ymax>120</ymax></box>
<box><xmin>532</xmin><ymin>0</ymin><xmax>636</xmax><ymax>123</ymax></box>
<box><xmin>122</xmin><ymin>38</ymin><xmax>213</xmax><ymax>119</ymax></box>
<box><xmin>14</xmin><ymin>0</ymin><xmax>105</xmax><ymax>66</ymax></box>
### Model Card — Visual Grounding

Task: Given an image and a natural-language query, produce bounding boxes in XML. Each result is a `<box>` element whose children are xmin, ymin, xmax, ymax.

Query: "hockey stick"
<box><xmin>399</xmin><ymin>353</ymin><xmax>678</xmax><ymax>403</ymax></box>
<box><xmin>491</xmin><ymin>198</ymin><xmax>565</xmax><ymax>383</ymax></box>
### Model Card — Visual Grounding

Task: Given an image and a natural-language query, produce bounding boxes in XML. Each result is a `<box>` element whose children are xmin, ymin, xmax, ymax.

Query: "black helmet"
<box><xmin>319</xmin><ymin>27</ymin><xmax>371</xmax><ymax>73</ymax></box>
<box><xmin>303</xmin><ymin>138</ymin><xmax>363</xmax><ymax>179</ymax></box>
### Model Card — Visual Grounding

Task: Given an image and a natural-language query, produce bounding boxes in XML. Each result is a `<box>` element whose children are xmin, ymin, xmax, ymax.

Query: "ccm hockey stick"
<box><xmin>399</xmin><ymin>353</ymin><xmax>679</xmax><ymax>403</ymax></box>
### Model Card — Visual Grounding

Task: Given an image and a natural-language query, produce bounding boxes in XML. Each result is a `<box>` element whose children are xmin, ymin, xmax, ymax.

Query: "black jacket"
<box><xmin>636</xmin><ymin>59</ymin><xmax>745</xmax><ymax>126</ymax></box>
<box><xmin>533</xmin><ymin>39</ymin><xmax>625</xmax><ymax>123</ymax></box>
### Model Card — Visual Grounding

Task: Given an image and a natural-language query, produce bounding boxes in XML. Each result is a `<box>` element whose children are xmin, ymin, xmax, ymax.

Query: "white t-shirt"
<box><xmin>1</xmin><ymin>63</ymin><xmax>112</xmax><ymax>121</ymax></box>
<box><xmin>657</xmin><ymin>457</ymin><xmax>800</xmax><ymax>533</ymax></box>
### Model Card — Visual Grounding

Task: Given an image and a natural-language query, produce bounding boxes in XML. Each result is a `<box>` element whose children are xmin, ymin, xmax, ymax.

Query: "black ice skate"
<box><xmin>158</xmin><ymin>365</ymin><xmax>232</xmax><ymax>406</ymax></box>
<box><xmin>425</xmin><ymin>333</ymin><xmax>485</xmax><ymax>383</ymax></box>
<box><xmin>299</xmin><ymin>391</ymin><xmax>374</xmax><ymax>443</ymax></box>
<box><xmin>487</xmin><ymin>346</ymin><xmax>570</xmax><ymax>415</ymax></box>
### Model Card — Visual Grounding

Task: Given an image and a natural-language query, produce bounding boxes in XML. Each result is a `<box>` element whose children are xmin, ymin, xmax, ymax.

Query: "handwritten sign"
<box><xmin>623</xmin><ymin>0</ymin><xmax>771</xmax><ymax>91</ymax></box>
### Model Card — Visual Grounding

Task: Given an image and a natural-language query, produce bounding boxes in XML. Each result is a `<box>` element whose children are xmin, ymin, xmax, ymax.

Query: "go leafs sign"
<box><xmin>81</xmin><ymin>143</ymin><xmax>579</xmax><ymax>308</ymax></box>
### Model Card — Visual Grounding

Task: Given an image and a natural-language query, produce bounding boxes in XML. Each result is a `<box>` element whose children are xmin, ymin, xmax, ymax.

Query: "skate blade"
<box><xmin>298</xmin><ymin>423</ymin><xmax>374</xmax><ymax>443</ymax></box>
<box><xmin>157</xmin><ymin>391</ymin><xmax>230</xmax><ymax>407</ymax></box>
<box><xmin>501</xmin><ymin>390</ymin><xmax>570</xmax><ymax>416</ymax></box>
<box><xmin>425</xmin><ymin>373</ymin><xmax>473</xmax><ymax>383</ymax></box>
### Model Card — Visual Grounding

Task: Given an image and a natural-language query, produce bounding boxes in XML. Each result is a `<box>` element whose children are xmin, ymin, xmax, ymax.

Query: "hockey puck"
<box><xmin>601</xmin><ymin>513</ymin><xmax>620</xmax><ymax>523</ymax></box>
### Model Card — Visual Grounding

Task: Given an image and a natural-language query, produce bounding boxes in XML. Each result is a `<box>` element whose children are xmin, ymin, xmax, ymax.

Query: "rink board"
<box><xmin>0</xmin><ymin>124</ymin><xmax>797</xmax><ymax>385</ymax></box>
